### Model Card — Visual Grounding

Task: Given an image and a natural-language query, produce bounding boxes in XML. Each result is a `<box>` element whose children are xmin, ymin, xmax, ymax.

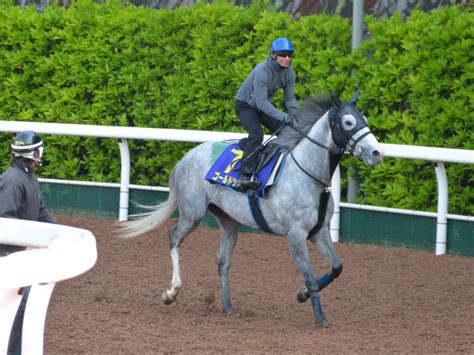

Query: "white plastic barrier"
<box><xmin>0</xmin><ymin>218</ymin><xmax>97</xmax><ymax>355</ymax></box>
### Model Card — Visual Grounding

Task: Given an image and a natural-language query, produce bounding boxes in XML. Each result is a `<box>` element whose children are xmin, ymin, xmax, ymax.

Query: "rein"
<box><xmin>287</xmin><ymin>121</ymin><xmax>344</xmax><ymax>190</ymax></box>
<box><xmin>289</xmin><ymin>124</ymin><xmax>332</xmax><ymax>151</ymax></box>
<box><xmin>284</xmin><ymin>102</ymin><xmax>371</xmax><ymax>239</ymax></box>
<box><xmin>287</xmin><ymin>105</ymin><xmax>369</xmax><ymax>189</ymax></box>
<box><xmin>289</xmin><ymin>150</ymin><xmax>330</xmax><ymax>189</ymax></box>
<box><xmin>286</xmin><ymin>120</ymin><xmax>342</xmax><ymax>240</ymax></box>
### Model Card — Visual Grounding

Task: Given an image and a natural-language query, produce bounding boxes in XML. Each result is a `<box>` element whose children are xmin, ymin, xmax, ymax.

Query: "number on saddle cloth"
<box><xmin>205</xmin><ymin>142</ymin><xmax>285</xmax><ymax>196</ymax></box>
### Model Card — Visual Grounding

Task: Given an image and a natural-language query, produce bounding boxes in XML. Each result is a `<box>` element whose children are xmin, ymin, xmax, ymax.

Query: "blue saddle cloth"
<box><xmin>205</xmin><ymin>142</ymin><xmax>285</xmax><ymax>197</ymax></box>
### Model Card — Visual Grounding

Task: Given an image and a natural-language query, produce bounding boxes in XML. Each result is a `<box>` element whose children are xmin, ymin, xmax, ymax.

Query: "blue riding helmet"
<box><xmin>269</xmin><ymin>37</ymin><xmax>295</xmax><ymax>54</ymax></box>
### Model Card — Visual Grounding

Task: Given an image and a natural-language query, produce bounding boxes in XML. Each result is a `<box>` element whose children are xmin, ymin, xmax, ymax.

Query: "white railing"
<box><xmin>0</xmin><ymin>218</ymin><xmax>97</xmax><ymax>354</ymax></box>
<box><xmin>1</xmin><ymin>121</ymin><xmax>473</xmax><ymax>255</ymax></box>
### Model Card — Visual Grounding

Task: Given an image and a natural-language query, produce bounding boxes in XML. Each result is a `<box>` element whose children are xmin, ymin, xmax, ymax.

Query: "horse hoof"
<box><xmin>316</xmin><ymin>319</ymin><xmax>330</xmax><ymax>327</ymax></box>
<box><xmin>161</xmin><ymin>292</ymin><xmax>175</xmax><ymax>305</ymax></box>
<box><xmin>223</xmin><ymin>307</ymin><xmax>239</xmax><ymax>315</ymax></box>
<box><xmin>297</xmin><ymin>288</ymin><xmax>310</xmax><ymax>303</ymax></box>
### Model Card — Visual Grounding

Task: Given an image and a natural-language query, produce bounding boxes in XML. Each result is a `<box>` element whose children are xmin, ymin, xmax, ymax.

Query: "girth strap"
<box><xmin>307</xmin><ymin>190</ymin><xmax>330</xmax><ymax>240</ymax></box>
<box><xmin>247</xmin><ymin>189</ymin><xmax>274</xmax><ymax>234</ymax></box>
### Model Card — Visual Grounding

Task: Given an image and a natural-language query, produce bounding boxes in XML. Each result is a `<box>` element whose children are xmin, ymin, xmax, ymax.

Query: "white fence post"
<box><xmin>434</xmin><ymin>162</ymin><xmax>448</xmax><ymax>255</ymax></box>
<box><xmin>330</xmin><ymin>166</ymin><xmax>341</xmax><ymax>242</ymax></box>
<box><xmin>118</xmin><ymin>139</ymin><xmax>130</xmax><ymax>221</ymax></box>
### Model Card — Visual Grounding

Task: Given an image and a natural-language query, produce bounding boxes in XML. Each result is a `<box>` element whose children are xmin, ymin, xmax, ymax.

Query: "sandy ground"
<box><xmin>43</xmin><ymin>215</ymin><xmax>474</xmax><ymax>354</ymax></box>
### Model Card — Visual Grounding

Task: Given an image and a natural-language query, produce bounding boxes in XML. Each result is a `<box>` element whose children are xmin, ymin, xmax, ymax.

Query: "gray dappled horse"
<box><xmin>121</xmin><ymin>92</ymin><xmax>384</xmax><ymax>326</ymax></box>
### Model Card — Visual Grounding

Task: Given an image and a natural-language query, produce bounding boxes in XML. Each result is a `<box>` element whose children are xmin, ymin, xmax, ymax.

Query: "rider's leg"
<box><xmin>240</xmin><ymin>113</ymin><xmax>283</xmax><ymax>186</ymax></box>
<box><xmin>260</xmin><ymin>112</ymin><xmax>283</xmax><ymax>133</ymax></box>
<box><xmin>235</xmin><ymin>101</ymin><xmax>264</xmax><ymax>188</ymax></box>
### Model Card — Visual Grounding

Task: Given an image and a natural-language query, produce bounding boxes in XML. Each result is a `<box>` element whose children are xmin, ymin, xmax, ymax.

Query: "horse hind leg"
<box><xmin>161</xmin><ymin>216</ymin><xmax>202</xmax><ymax>305</ymax></box>
<box><xmin>209</xmin><ymin>205</ymin><xmax>239</xmax><ymax>314</ymax></box>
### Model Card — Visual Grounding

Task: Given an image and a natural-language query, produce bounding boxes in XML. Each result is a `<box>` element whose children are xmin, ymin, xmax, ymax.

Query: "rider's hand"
<box><xmin>283</xmin><ymin>113</ymin><xmax>294</xmax><ymax>126</ymax></box>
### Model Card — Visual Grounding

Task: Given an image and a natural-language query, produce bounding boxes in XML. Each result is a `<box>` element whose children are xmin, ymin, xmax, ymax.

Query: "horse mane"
<box><xmin>272</xmin><ymin>95</ymin><xmax>334</xmax><ymax>149</ymax></box>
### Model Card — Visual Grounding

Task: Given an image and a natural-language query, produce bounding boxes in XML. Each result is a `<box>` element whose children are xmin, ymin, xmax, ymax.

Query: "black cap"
<box><xmin>11</xmin><ymin>131</ymin><xmax>43</xmax><ymax>152</ymax></box>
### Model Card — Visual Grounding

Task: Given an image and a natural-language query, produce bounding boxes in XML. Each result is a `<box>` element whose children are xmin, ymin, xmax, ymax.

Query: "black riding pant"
<box><xmin>235</xmin><ymin>100</ymin><xmax>282</xmax><ymax>175</ymax></box>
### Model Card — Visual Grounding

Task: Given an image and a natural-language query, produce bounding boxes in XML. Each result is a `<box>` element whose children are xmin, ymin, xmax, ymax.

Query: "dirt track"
<box><xmin>44</xmin><ymin>215</ymin><xmax>474</xmax><ymax>354</ymax></box>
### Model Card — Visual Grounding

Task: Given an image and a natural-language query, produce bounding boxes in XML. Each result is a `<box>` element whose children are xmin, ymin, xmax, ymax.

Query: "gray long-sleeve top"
<box><xmin>0</xmin><ymin>164</ymin><xmax>55</xmax><ymax>223</ymax></box>
<box><xmin>236</xmin><ymin>56</ymin><xmax>297</xmax><ymax>121</ymax></box>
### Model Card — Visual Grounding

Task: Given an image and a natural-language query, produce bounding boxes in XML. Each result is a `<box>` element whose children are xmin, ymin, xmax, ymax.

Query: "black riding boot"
<box><xmin>237</xmin><ymin>155</ymin><xmax>261</xmax><ymax>191</ymax></box>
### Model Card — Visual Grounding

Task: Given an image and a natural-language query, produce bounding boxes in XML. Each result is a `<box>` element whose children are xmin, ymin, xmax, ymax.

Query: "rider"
<box><xmin>235</xmin><ymin>37</ymin><xmax>298</xmax><ymax>190</ymax></box>
<box><xmin>0</xmin><ymin>130</ymin><xmax>54</xmax><ymax>225</ymax></box>
<box><xmin>0</xmin><ymin>130</ymin><xmax>56</xmax><ymax>354</ymax></box>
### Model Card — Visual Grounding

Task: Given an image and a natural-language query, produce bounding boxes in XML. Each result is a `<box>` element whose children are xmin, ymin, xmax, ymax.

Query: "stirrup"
<box><xmin>236</xmin><ymin>175</ymin><xmax>261</xmax><ymax>191</ymax></box>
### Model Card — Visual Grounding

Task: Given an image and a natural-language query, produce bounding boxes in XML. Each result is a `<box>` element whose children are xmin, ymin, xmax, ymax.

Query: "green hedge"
<box><xmin>0</xmin><ymin>0</ymin><xmax>472</xmax><ymax>215</ymax></box>
<box><xmin>350</xmin><ymin>7</ymin><xmax>473</xmax><ymax>214</ymax></box>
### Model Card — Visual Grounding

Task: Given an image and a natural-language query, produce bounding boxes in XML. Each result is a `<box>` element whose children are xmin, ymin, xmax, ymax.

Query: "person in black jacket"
<box><xmin>235</xmin><ymin>37</ymin><xmax>298</xmax><ymax>190</ymax></box>
<box><xmin>0</xmin><ymin>130</ymin><xmax>56</xmax><ymax>354</ymax></box>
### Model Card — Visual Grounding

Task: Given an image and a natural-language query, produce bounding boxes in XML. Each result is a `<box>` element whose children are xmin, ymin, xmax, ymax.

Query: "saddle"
<box><xmin>205</xmin><ymin>140</ymin><xmax>330</xmax><ymax>236</ymax></box>
<box><xmin>205</xmin><ymin>140</ymin><xmax>286</xmax><ymax>197</ymax></box>
<box><xmin>205</xmin><ymin>140</ymin><xmax>287</xmax><ymax>234</ymax></box>
<box><xmin>250</xmin><ymin>142</ymin><xmax>281</xmax><ymax>177</ymax></box>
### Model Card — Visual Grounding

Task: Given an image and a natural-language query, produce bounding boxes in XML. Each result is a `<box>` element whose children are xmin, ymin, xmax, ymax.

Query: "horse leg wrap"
<box><xmin>318</xmin><ymin>264</ymin><xmax>342</xmax><ymax>288</ymax></box>
<box><xmin>297</xmin><ymin>264</ymin><xmax>343</xmax><ymax>303</ymax></box>
<box><xmin>310</xmin><ymin>293</ymin><xmax>328</xmax><ymax>326</ymax></box>
<box><xmin>317</xmin><ymin>273</ymin><xmax>334</xmax><ymax>291</ymax></box>
<box><xmin>317</xmin><ymin>264</ymin><xmax>343</xmax><ymax>291</ymax></box>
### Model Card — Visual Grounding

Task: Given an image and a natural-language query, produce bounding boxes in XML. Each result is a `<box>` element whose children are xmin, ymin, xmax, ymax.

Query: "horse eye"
<box><xmin>342</xmin><ymin>114</ymin><xmax>356</xmax><ymax>130</ymax></box>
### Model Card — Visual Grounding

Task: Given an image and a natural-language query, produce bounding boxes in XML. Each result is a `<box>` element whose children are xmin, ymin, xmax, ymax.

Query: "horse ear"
<box><xmin>331</xmin><ymin>90</ymin><xmax>342</xmax><ymax>108</ymax></box>
<box><xmin>352</xmin><ymin>89</ymin><xmax>361</xmax><ymax>105</ymax></box>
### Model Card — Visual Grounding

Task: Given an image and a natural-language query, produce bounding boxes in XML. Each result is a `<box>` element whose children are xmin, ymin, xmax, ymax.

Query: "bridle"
<box><xmin>288</xmin><ymin>100</ymin><xmax>372</xmax><ymax>190</ymax></box>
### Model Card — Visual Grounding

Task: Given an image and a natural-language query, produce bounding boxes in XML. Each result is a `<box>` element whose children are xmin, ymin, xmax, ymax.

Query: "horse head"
<box><xmin>329</xmin><ymin>91</ymin><xmax>384</xmax><ymax>166</ymax></box>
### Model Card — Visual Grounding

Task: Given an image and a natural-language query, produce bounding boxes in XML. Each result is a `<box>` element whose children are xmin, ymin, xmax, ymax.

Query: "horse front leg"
<box><xmin>287</xmin><ymin>227</ymin><xmax>329</xmax><ymax>326</ymax></box>
<box><xmin>315</xmin><ymin>227</ymin><xmax>343</xmax><ymax>288</ymax></box>
<box><xmin>297</xmin><ymin>227</ymin><xmax>343</xmax><ymax>303</ymax></box>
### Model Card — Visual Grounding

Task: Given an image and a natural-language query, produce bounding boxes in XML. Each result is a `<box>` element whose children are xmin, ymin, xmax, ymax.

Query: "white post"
<box><xmin>118</xmin><ymin>139</ymin><xmax>130</xmax><ymax>221</ymax></box>
<box><xmin>352</xmin><ymin>0</ymin><xmax>364</xmax><ymax>52</ymax></box>
<box><xmin>330</xmin><ymin>166</ymin><xmax>341</xmax><ymax>242</ymax></box>
<box><xmin>22</xmin><ymin>284</ymin><xmax>56</xmax><ymax>354</ymax></box>
<box><xmin>348</xmin><ymin>0</ymin><xmax>364</xmax><ymax>202</ymax></box>
<box><xmin>0</xmin><ymin>288</ymin><xmax>23</xmax><ymax>352</ymax></box>
<box><xmin>434</xmin><ymin>162</ymin><xmax>448</xmax><ymax>255</ymax></box>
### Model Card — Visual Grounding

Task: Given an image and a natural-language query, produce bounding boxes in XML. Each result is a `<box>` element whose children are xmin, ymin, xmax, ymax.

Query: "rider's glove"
<box><xmin>283</xmin><ymin>113</ymin><xmax>294</xmax><ymax>126</ymax></box>
<box><xmin>289</xmin><ymin>107</ymin><xmax>298</xmax><ymax>116</ymax></box>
